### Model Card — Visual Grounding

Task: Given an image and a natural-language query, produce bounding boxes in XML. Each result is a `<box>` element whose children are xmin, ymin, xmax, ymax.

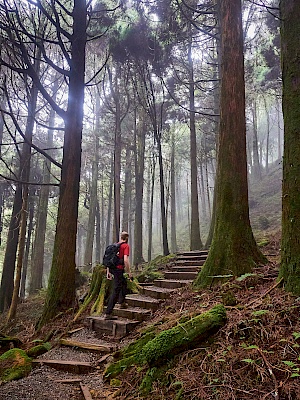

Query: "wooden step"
<box><xmin>174</xmin><ymin>259</ymin><xmax>206</xmax><ymax>267</ymax></box>
<box><xmin>32</xmin><ymin>359</ymin><xmax>95</xmax><ymax>374</ymax></box>
<box><xmin>164</xmin><ymin>271</ymin><xmax>198</xmax><ymax>280</ymax></box>
<box><xmin>87</xmin><ymin>316</ymin><xmax>140</xmax><ymax>339</ymax></box>
<box><xmin>60</xmin><ymin>338</ymin><xmax>113</xmax><ymax>353</ymax></box>
<box><xmin>109</xmin><ymin>305</ymin><xmax>151</xmax><ymax>322</ymax></box>
<box><xmin>140</xmin><ymin>286</ymin><xmax>174</xmax><ymax>300</ymax></box>
<box><xmin>176</xmin><ymin>255</ymin><xmax>207</xmax><ymax>261</ymax></box>
<box><xmin>154</xmin><ymin>279</ymin><xmax>193</xmax><ymax>289</ymax></box>
<box><xmin>172</xmin><ymin>265</ymin><xmax>200</xmax><ymax>272</ymax></box>
<box><xmin>125</xmin><ymin>294</ymin><xmax>161</xmax><ymax>311</ymax></box>
<box><xmin>176</xmin><ymin>250</ymin><xmax>208</xmax><ymax>257</ymax></box>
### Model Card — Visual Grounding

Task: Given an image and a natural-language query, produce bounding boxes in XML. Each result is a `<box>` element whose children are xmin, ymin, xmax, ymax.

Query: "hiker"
<box><xmin>105</xmin><ymin>231</ymin><xmax>132</xmax><ymax>320</ymax></box>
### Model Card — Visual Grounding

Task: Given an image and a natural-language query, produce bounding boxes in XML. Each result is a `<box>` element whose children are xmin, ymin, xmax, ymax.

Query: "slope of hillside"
<box><xmin>249</xmin><ymin>160</ymin><xmax>282</xmax><ymax>236</ymax></box>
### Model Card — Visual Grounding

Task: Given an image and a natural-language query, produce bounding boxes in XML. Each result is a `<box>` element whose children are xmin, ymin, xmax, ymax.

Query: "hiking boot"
<box><xmin>120</xmin><ymin>302</ymin><xmax>128</xmax><ymax>309</ymax></box>
<box><xmin>104</xmin><ymin>314</ymin><xmax>117</xmax><ymax>320</ymax></box>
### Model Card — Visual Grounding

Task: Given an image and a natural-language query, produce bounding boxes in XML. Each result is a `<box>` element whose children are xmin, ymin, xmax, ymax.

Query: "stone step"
<box><xmin>87</xmin><ymin>316</ymin><xmax>140</xmax><ymax>339</ymax></box>
<box><xmin>172</xmin><ymin>265</ymin><xmax>200</xmax><ymax>272</ymax></box>
<box><xmin>108</xmin><ymin>305</ymin><xmax>152</xmax><ymax>322</ymax></box>
<box><xmin>140</xmin><ymin>286</ymin><xmax>174</xmax><ymax>300</ymax></box>
<box><xmin>126</xmin><ymin>294</ymin><xmax>161</xmax><ymax>311</ymax></box>
<box><xmin>164</xmin><ymin>271</ymin><xmax>198</xmax><ymax>280</ymax></box>
<box><xmin>174</xmin><ymin>259</ymin><xmax>206</xmax><ymax>267</ymax></box>
<box><xmin>154</xmin><ymin>279</ymin><xmax>193</xmax><ymax>289</ymax></box>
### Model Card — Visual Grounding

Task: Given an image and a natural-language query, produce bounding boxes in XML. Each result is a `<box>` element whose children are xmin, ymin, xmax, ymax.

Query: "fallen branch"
<box><xmin>257</xmin><ymin>348</ymin><xmax>279</xmax><ymax>400</ymax></box>
<box><xmin>246</xmin><ymin>278</ymin><xmax>283</xmax><ymax>308</ymax></box>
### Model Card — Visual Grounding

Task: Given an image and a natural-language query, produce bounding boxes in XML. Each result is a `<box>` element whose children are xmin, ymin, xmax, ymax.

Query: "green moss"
<box><xmin>104</xmin><ymin>355</ymin><xmax>137</xmax><ymax>379</ymax></box>
<box><xmin>221</xmin><ymin>291</ymin><xmax>237</xmax><ymax>306</ymax></box>
<box><xmin>26</xmin><ymin>342</ymin><xmax>51</xmax><ymax>358</ymax></box>
<box><xmin>0</xmin><ymin>348</ymin><xmax>32</xmax><ymax>382</ymax></box>
<box><xmin>257</xmin><ymin>238</ymin><xmax>270</xmax><ymax>247</ymax></box>
<box><xmin>138</xmin><ymin>254</ymin><xmax>175</xmax><ymax>283</ymax></box>
<box><xmin>138</xmin><ymin>305</ymin><xmax>226</xmax><ymax>366</ymax></box>
<box><xmin>113</xmin><ymin>331</ymin><xmax>157</xmax><ymax>361</ymax></box>
<box><xmin>110</xmin><ymin>378</ymin><xmax>121</xmax><ymax>387</ymax></box>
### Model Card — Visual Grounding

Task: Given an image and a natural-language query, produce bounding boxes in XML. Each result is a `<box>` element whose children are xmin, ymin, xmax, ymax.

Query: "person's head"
<box><xmin>120</xmin><ymin>231</ymin><xmax>129</xmax><ymax>243</ymax></box>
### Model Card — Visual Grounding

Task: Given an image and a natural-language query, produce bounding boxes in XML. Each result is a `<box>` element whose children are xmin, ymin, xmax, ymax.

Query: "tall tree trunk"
<box><xmin>264</xmin><ymin>97</ymin><xmax>270</xmax><ymax>173</ymax></box>
<box><xmin>7</xmin><ymin>73</ymin><xmax>39</xmax><ymax>320</ymax></box>
<box><xmin>276</xmin><ymin>96</ymin><xmax>282</xmax><ymax>160</ymax></box>
<box><xmin>156</xmin><ymin>133</ymin><xmax>170</xmax><ymax>256</ymax></box>
<box><xmin>122</xmin><ymin>146</ymin><xmax>132</xmax><ymax>233</ymax></box>
<box><xmin>251</xmin><ymin>99</ymin><xmax>261</xmax><ymax>179</ymax></box>
<box><xmin>279</xmin><ymin>0</ymin><xmax>300</xmax><ymax>295</ymax></box>
<box><xmin>83</xmin><ymin>96</ymin><xmax>100</xmax><ymax>268</ymax></box>
<box><xmin>29</xmin><ymin>80</ymin><xmax>57</xmax><ymax>295</ymax></box>
<box><xmin>0</xmin><ymin>101</ymin><xmax>5</xmax><ymax>247</ymax></box>
<box><xmin>95</xmin><ymin>200</ymin><xmax>101</xmax><ymax>262</ymax></box>
<box><xmin>147</xmin><ymin>156</ymin><xmax>156</xmax><ymax>261</ymax></box>
<box><xmin>188</xmin><ymin>33</ymin><xmax>202</xmax><ymax>251</ymax></box>
<box><xmin>39</xmin><ymin>0</ymin><xmax>87</xmax><ymax>327</ymax></box>
<box><xmin>20</xmin><ymin>192</ymin><xmax>34</xmax><ymax>299</ymax></box>
<box><xmin>195</xmin><ymin>0</ymin><xmax>265</xmax><ymax>288</ymax></box>
<box><xmin>109</xmin><ymin>65</ymin><xmax>122</xmax><ymax>242</ymax></box>
<box><xmin>105</xmin><ymin>157</ymin><xmax>114</xmax><ymax>247</ymax></box>
<box><xmin>133</xmin><ymin>112</ymin><xmax>146</xmax><ymax>266</ymax></box>
<box><xmin>0</xmin><ymin>182</ymin><xmax>22</xmax><ymax>312</ymax></box>
<box><xmin>170</xmin><ymin>128</ymin><xmax>178</xmax><ymax>254</ymax></box>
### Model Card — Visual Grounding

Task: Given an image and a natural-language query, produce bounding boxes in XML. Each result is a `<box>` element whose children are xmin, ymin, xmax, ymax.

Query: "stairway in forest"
<box><xmin>87</xmin><ymin>250</ymin><xmax>208</xmax><ymax>339</ymax></box>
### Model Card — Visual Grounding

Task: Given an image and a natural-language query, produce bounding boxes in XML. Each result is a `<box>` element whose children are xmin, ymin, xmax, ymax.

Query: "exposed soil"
<box><xmin>1</xmin><ymin>232</ymin><xmax>300</xmax><ymax>399</ymax></box>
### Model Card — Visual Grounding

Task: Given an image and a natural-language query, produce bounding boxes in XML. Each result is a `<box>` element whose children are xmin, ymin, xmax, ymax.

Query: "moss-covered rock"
<box><xmin>0</xmin><ymin>348</ymin><xmax>32</xmax><ymax>382</ymax></box>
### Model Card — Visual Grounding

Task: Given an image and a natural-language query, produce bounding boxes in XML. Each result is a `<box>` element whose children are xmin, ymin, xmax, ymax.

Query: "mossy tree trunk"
<box><xmin>39</xmin><ymin>0</ymin><xmax>87</xmax><ymax>327</ymax></box>
<box><xmin>195</xmin><ymin>0</ymin><xmax>265</xmax><ymax>288</ymax></box>
<box><xmin>279</xmin><ymin>1</ymin><xmax>300</xmax><ymax>295</ymax></box>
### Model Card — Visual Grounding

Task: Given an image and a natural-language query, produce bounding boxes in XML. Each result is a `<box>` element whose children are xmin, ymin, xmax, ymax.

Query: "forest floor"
<box><xmin>1</xmin><ymin>230</ymin><xmax>300</xmax><ymax>399</ymax></box>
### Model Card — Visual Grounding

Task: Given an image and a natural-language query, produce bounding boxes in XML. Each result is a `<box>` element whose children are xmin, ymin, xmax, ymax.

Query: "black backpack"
<box><xmin>102</xmin><ymin>243</ymin><xmax>124</xmax><ymax>271</ymax></box>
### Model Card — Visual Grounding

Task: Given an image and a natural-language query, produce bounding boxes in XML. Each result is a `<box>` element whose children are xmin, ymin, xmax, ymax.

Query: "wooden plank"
<box><xmin>60</xmin><ymin>338</ymin><xmax>112</xmax><ymax>353</ymax></box>
<box><xmin>53</xmin><ymin>378</ymin><xmax>82</xmax><ymax>384</ymax></box>
<box><xmin>67</xmin><ymin>326</ymin><xmax>85</xmax><ymax>334</ymax></box>
<box><xmin>32</xmin><ymin>359</ymin><xmax>95</xmax><ymax>374</ymax></box>
<box><xmin>80</xmin><ymin>383</ymin><xmax>93</xmax><ymax>400</ymax></box>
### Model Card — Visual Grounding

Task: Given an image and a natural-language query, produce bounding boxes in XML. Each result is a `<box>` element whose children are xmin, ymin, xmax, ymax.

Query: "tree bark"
<box><xmin>29</xmin><ymin>80</ymin><xmax>57</xmax><ymax>295</ymax></box>
<box><xmin>279</xmin><ymin>0</ymin><xmax>300</xmax><ymax>295</ymax></box>
<box><xmin>195</xmin><ymin>0</ymin><xmax>265</xmax><ymax>288</ymax></box>
<box><xmin>147</xmin><ymin>156</ymin><xmax>156</xmax><ymax>262</ymax></box>
<box><xmin>105</xmin><ymin>156</ymin><xmax>114</xmax><ymax>247</ymax></box>
<box><xmin>251</xmin><ymin>99</ymin><xmax>261</xmax><ymax>179</ymax></box>
<box><xmin>188</xmin><ymin>32</ymin><xmax>202</xmax><ymax>251</ymax></box>
<box><xmin>84</xmin><ymin>96</ymin><xmax>100</xmax><ymax>268</ymax></box>
<box><xmin>20</xmin><ymin>192</ymin><xmax>34</xmax><ymax>299</ymax></box>
<box><xmin>133</xmin><ymin>111</ymin><xmax>146</xmax><ymax>266</ymax></box>
<box><xmin>7</xmin><ymin>71</ymin><xmax>39</xmax><ymax>320</ymax></box>
<box><xmin>122</xmin><ymin>146</ymin><xmax>132</xmax><ymax>233</ymax></box>
<box><xmin>39</xmin><ymin>0</ymin><xmax>87</xmax><ymax>327</ymax></box>
<box><xmin>170</xmin><ymin>128</ymin><xmax>178</xmax><ymax>253</ymax></box>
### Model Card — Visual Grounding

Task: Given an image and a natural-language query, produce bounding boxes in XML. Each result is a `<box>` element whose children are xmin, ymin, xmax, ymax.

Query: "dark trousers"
<box><xmin>106</xmin><ymin>269</ymin><xmax>127</xmax><ymax>315</ymax></box>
